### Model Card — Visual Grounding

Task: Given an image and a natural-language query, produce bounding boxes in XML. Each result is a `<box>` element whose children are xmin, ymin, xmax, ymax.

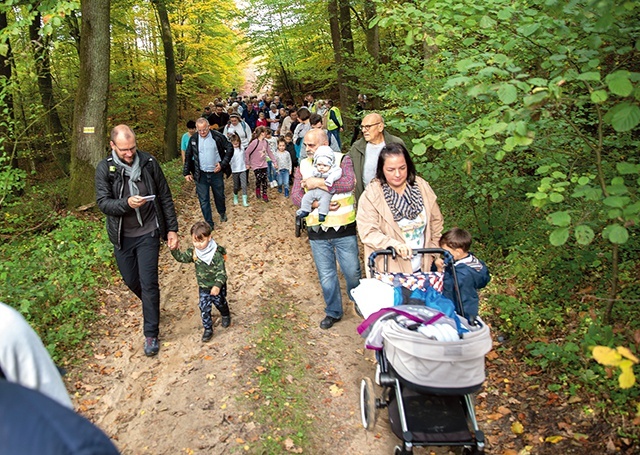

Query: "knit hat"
<box><xmin>313</xmin><ymin>146</ymin><xmax>335</xmax><ymax>168</ymax></box>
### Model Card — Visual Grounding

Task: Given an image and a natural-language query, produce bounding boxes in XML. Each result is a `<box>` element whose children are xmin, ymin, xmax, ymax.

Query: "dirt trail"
<box><xmin>70</xmin><ymin>176</ymin><xmax>408</xmax><ymax>454</ymax></box>
<box><xmin>68</xmin><ymin>171</ymin><xmax>620</xmax><ymax>455</ymax></box>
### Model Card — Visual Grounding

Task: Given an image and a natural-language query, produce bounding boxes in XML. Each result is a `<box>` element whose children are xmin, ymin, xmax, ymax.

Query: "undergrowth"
<box><xmin>246</xmin><ymin>284</ymin><xmax>312</xmax><ymax>454</ymax></box>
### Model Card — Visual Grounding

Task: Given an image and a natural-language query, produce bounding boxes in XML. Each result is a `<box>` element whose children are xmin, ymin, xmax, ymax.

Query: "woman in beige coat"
<box><xmin>356</xmin><ymin>143</ymin><xmax>443</xmax><ymax>277</ymax></box>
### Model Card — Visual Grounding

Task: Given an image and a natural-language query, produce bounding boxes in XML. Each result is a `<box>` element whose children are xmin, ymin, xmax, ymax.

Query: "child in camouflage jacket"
<box><xmin>170</xmin><ymin>221</ymin><xmax>231</xmax><ymax>342</ymax></box>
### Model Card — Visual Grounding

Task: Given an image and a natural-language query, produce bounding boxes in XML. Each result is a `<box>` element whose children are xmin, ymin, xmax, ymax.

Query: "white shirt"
<box><xmin>363</xmin><ymin>141</ymin><xmax>386</xmax><ymax>188</ymax></box>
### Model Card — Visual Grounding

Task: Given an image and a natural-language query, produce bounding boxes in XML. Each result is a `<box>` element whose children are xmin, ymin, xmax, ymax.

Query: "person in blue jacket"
<box><xmin>435</xmin><ymin>228</ymin><xmax>490</xmax><ymax>323</ymax></box>
<box><xmin>0</xmin><ymin>380</ymin><xmax>120</xmax><ymax>454</ymax></box>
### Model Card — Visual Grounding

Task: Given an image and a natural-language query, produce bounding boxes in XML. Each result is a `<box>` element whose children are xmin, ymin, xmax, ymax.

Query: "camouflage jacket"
<box><xmin>171</xmin><ymin>245</ymin><xmax>227</xmax><ymax>289</ymax></box>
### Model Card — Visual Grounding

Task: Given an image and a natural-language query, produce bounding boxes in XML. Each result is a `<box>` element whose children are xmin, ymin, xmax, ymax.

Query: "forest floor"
<box><xmin>66</xmin><ymin>171</ymin><xmax>627</xmax><ymax>455</ymax></box>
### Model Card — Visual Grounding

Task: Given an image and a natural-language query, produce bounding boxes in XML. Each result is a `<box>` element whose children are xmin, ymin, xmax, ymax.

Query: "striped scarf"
<box><xmin>382</xmin><ymin>181</ymin><xmax>424</xmax><ymax>221</ymax></box>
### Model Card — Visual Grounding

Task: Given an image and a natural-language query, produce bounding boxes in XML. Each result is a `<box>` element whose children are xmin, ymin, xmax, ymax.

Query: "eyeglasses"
<box><xmin>116</xmin><ymin>145</ymin><xmax>136</xmax><ymax>153</ymax></box>
<box><xmin>360</xmin><ymin>122</ymin><xmax>381</xmax><ymax>131</ymax></box>
<box><xmin>197</xmin><ymin>128</ymin><xmax>209</xmax><ymax>133</ymax></box>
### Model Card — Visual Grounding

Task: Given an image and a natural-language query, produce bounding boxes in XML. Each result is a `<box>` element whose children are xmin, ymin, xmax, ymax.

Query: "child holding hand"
<box><xmin>170</xmin><ymin>221</ymin><xmax>232</xmax><ymax>342</ymax></box>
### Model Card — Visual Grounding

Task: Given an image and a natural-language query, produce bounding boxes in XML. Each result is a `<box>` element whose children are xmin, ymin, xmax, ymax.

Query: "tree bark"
<box><xmin>152</xmin><ymin>0</ymin><xmax>178</xmax><ymax>161</ymax></box>
<box><xmin>68</xmin><ymin>0</ymin><xmax>110</xmax><ymax>208</ymax></box>
<box><xmin>338</xmin><ymin>0</ymin><xmax>355</xmax><ymax>126</ymax></box>
<box><xmin>363</xmin><ymin>1</ymin><xmax>379</xmax><ymax>62</ymax></box>
<box><xmin>29</xmin><ymin>12</ymin><xmax>69</xmax><ymax>171</ymax></box>
<box><xmin>328</xmin><ymin>0</ymin><xmax>349</xmax><ymax>114</ymax></box>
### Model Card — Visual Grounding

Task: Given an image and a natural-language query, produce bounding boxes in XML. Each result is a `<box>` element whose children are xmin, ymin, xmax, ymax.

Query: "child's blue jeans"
<box><xmin>277</xmin><ymin>169</ymin><xmax>290</xmax><ymax>190</ymax></box>
<box><xmin>267</xmin><ymin>161</ymin><xmax>276</xmax><ymax>182</ymax></box>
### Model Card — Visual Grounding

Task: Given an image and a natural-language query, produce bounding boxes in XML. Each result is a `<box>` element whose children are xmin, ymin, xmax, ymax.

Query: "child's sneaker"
<box><xmin>284</xmin><ymin>188</ymin><xmax>289</xmax><ymax>198</ymax></box>
<box><xmin>202</xmin><ymin>328</ymin><xmax>213</xmax><ymax>342</ymax></box>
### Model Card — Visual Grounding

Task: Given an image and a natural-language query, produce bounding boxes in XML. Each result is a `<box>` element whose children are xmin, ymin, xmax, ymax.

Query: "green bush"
<box><xmin>0</xmin><ymin>214</ymin><xmax>114</xmax><ymax>362</ymax></box>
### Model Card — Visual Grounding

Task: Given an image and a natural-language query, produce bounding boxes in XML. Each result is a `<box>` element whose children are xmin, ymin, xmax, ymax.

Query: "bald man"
<box><xmin>291</xmin><ymin>129</ymin><xmax>361</xmax><ymax>330</ymax></box>
<box><xmin>95</xmin><ymin>124</ymin><xmax>179</xmax><ymax>357</ymax></box>
<box><xmin>348</xmin><ymin>113</ymin><xmax>405</xmax><ymax>201</ymax></box>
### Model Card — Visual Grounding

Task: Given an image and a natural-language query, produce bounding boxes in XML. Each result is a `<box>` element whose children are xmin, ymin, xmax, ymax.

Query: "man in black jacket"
<box><xmin>95</xmin><ymin>124</ymin><xmax>179</xmax><ymax>357</ymax></box>
<box><xmin>184</xmin><ymin>117</ymin><xmax>234</xmax><ymax>228</ymax></box>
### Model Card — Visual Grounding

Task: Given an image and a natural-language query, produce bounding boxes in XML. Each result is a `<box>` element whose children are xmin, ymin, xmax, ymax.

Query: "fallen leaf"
<box><xmin>329</xmin><ymin>384</ymin><xmax>344</xmax><ymax>397</ymax></box>
<box><xmin>511</xmin><ymin>421</ymin><xmax>524</xmax><ymax>434</ymax></box>
<box><xmin>545</xmin><ymin>435</ymin><xmax>564</xmax><ymax>444</ymax></box>
<box><xmin>235</xmin><ymin>437</ymin><xmax>245</xmax><ymax>444</ymax></box>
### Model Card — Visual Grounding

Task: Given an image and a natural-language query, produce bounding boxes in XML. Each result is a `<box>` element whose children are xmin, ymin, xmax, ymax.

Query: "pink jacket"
<box><xmin>244</xmin><ymin>139</ymin><xmax>275</xmax><ymax>170</ymax></box>
<box><xmin>356</xmin><ymin>177</ymin><xmax>443</xmax><ymax>276</ymax></box>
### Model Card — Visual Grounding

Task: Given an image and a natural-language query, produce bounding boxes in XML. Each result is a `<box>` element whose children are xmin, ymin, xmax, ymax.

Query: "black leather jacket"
<box><xmin>95</xmin><ymin>150</ymin><xmax>179</xmax><ymax>250</ymax></box>
<box><xmin>183</xmin><ymin>129</ymin><xmax>234</xmax><ymax>180</ymax></box>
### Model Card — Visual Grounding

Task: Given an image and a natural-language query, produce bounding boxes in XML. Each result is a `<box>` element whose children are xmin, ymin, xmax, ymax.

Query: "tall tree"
<box><xmin>328</xmin><ymin>0</ymin><xmax>345</xmax><ymax>107</ymax></box>
<box><xmin>362</xmin><ymin>1</ymin><xmax>379</xmax><ymax>62</ymax></box>
<box><xmin>152</xmin><ymin>0</ymin><xmax>178</xmax><ymax>161</ymax></box>
<box><xmin>29</xmin><ymin>11</ymin><xmax>68</xmax><ymax>170</ymax></box>
<box><xmin>68</xmin><ymin>0</ymin><xmax>110</xmax><ymax>207</ymax></box>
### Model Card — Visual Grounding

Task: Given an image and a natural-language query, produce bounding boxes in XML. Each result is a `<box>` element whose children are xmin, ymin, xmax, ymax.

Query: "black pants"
<box><xmin>114</xmin><ymin>232</ymin><xmax>160</xmax><ymax>338</ymax></box>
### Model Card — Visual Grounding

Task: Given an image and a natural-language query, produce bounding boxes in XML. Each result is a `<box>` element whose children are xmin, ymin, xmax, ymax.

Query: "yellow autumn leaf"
<box><xmin>619</xmin><ymin>364</ymin><xmax>637</xmax><ymax>389</ymax></box>
<box><xmin>617</xmin><ymin>346</ymin><xmax>639</xmax><ymax>363</ymax></box>
<box><xmin>511</xmin><ymin>421</ymin><xmax>524</xmax><ymax>434</ymax></box>
<box><xmin>329</xmin><ymin>384</ymin><xmax>344</xmax><ymax>397</ymax></box>
<box><xmin>545</xmin><ymin>435</ymin><xmax>564</xmax><ymax>444</ymax></box>
<box><xmin>592</xmin><ymin>346</ymin><xmax>621</xmax><ymax>366</ymax></box>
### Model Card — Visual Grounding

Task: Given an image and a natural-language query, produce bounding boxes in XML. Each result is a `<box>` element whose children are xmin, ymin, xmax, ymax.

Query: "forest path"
<box><xmin>67</xmin><ymin>171</ymin><xmax>596</xmax><ymax>455</ymax></box>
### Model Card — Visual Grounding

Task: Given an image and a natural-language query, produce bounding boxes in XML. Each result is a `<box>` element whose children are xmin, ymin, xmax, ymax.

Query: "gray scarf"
<box><xmin>111</xmin><ymin>150</ymin><xmax>144</xmax><ymax>227</ymax></box>
<box><xmin>382</xmin><ymin>181</ymin><xmax>424</xmax><ymax>221</ymax></box>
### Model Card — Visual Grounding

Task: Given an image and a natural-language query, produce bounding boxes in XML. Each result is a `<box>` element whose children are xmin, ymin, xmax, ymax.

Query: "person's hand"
<box><xmin>185</xmin><ymin>175</ymin><xmax>193</xmax><ymax>182</ymax></box>
<box><xmin>246</xmin><ymin>165</ymin><xmax>251</xmax><ymax>170</ymax></box>
<box><xmin>127</xmin><ymin>195</ymin><xmax>148</xmax><ymax>209</ymax></box>
<box><xmin>329</xmin><ymin>201</ymin><xmax>340</xmax><ymax>211</ymax></box>
<box><xmin>396</xmin><ymin>244</ymin><xmax>412</xmax><ymax>260</ymax></box>
<box><xmin>214</xmin><ymin>163</ymin><xmax>222</xmax><ymax>173</ymax></box>
<box><xmin>435</xmin><ymin>257</ymin><xmax>445</xmax><ymax>272</ymax></box>
<box><xmin>211</xmin><ymin>286</ymin><xmax>220</xmax><ymax>296</ymax></box>
<box><xmin>304</xmin><ymin>177</ymin><xmax>325</xmax><ymax>190</ymax></box>
<box><xmin>167</xmin><ymin>231</ymin><xmax>179</xmax><ymax>250</ymax></box>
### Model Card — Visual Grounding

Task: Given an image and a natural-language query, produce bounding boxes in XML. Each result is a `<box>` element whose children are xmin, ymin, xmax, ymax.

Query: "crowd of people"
<box><xmin>1</xmin><ymin>89</ymin><xmax>491</xmax><ymax>453</ymax></box>
<box><xmin>93</xmin><ymin>90</ymin><xmax>489</xmax><ymax>352</ymax></box>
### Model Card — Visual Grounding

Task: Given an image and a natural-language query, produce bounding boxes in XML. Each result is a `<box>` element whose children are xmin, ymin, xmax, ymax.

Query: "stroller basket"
<box><xmin>381</xmin><ymin>314</ymin><xmax>492</xmax><ymax>394</ymax></box>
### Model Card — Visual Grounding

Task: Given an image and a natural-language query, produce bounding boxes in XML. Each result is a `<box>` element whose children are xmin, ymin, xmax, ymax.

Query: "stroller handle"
<box><xmin>368</xmin><ymin>248</ymin><xmax>467</xmax><ymax>320</ymax></box>
<box><xmin>368</xmin><ymin>247</ymin><xmax>449</xmax><ymax>272</ymax></box>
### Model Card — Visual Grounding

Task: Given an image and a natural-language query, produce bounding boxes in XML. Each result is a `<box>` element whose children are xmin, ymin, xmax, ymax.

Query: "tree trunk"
<box><xmin>68</xmin><ymin>0</ymin><xmax>110</xmax><ymax>208</ymax></box>
<box><xmin>363</xmin><ymin>1</ymin><xmax>379</xmax><ymax>62</ymax></box>
<box><xmin>152</xmin><ymin>0</ymin><xmax>178</xmax><ymax>161</ymax></box>
<box><xmin>29</xmin><ymin>12</ymin><xmax>69</xmax><ymax>171</ymax></box>
<box><xmin>338</xmin><ymin>0</ymin><xmax>355</xmax><ymax>125</ymax></box>
<box><xmin>328</xmin><ymin>0</ymin><xmax>348</xmax><ymax>114</ymax></box>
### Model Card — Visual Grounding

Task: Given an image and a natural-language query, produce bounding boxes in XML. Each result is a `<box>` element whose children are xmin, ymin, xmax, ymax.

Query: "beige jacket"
<box><xmin>356</xmin><ymin>177</ymin><xmax>443</xmax><ymax>277</ymax></box>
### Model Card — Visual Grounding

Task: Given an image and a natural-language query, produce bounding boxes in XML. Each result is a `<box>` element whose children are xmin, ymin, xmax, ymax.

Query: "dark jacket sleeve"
<box><xmin>183</xmin><ymin>135</ymin><xmax>195</xmax><ymax>177</ymax></box>
<box><xmin>95</xmin><ymin>159</ymin><xmax>131</xmax><ymax>217</ymax></box>
<box><xmin>214</xmin><ymin>131</ymin><xmax>234</xmax><ymax>176</ymax></box>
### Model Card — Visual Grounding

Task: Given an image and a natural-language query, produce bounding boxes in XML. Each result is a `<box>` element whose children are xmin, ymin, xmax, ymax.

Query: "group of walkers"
<box><xmin>94</xmin><ymin>90</ymin><xmax>490</xmax><ymax>357</ymax></box>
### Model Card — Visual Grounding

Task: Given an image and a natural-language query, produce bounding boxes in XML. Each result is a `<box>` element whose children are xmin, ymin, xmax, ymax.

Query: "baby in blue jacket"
<box><xmin>435</xmin><ymin>228</ymin><xmax>490</xmax><ymax>323</ymax></box>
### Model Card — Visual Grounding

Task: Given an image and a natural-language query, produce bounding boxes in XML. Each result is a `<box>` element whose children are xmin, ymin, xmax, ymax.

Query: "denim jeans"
<box><xmin>309</xmin><ymin>235</ymin><xmax>361</xmax><ymax>319</ymax></box>
<box><xmin>276</xmin><ymin>169</ymin><xmax>290</xmax><ymax>190</ymax></box>
<box><xmin>114</xmin><ymin>232</ymin><xmax>160</xmax><ymax>337</ymax></box>
<box><xmin>328</xmin><ymin>128</ymin><xmax>342</xmax><ymax>149</ymax></box>
<box><xmin>267</xmin><ymin>161</ymin><xmax>276</xmax><ymax>182</ymax></box>
<box><xmin>195</xmin><ymin>171</ymin><xmax>226</xmax><ymax>227</ymax></box>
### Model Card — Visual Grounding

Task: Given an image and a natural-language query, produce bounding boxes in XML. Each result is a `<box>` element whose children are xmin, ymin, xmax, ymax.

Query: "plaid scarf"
<box><xmin>382</xmin><ymin>181</ymin><xmax>424</xmax><ymax>221</ymax></box>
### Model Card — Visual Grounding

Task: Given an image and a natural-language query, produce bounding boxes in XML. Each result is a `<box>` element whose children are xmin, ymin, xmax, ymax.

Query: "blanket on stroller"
<box><xmin>358</xmin><ymin>305</ymin><xmax>492</xmax><ymax>390</ymax></box>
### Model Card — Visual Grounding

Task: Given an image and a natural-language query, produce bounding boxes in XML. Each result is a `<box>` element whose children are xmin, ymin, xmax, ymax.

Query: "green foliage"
<box><xmin>0</xmin><ymin>214</ymin><xmax>114</xmax><ymax>362</ymax></box>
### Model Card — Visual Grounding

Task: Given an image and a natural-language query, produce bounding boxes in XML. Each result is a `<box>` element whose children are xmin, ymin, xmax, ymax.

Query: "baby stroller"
<box><xmin>353</xmin><ymin>248</ymin><xmax>492</xmax><ymax>455</ymax></box>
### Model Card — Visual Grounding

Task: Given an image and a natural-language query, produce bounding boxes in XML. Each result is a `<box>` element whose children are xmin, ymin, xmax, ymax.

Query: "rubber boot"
<box><xmin>233</xmin><ymin>194</ymin><xmax>239</xmax><ymax>205</ymax></box>
<box><xmin>256</xmin><ymin>187</ymin><xmax>261</xmax><ymax>199</ymax></box>
<box><xmin>262</xmin><ymin>193</ymin><xmax>269</xmax><ymax>203</ymax></box>
<box><xmin>242</xmin><ymin>195</ymin><xmax>249</xmax><ymax>207</ymax></box>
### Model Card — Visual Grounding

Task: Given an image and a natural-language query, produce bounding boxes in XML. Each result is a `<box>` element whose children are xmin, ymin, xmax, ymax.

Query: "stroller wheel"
<box><xmin>359</xmin><ymin>377</ymin><xmax>377</xmax><ymax>430</ymax></box>
<box><xmin>393</xmin><ymin>445</ymin><xmax>412</xmax><ymax>455</ymax></box>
